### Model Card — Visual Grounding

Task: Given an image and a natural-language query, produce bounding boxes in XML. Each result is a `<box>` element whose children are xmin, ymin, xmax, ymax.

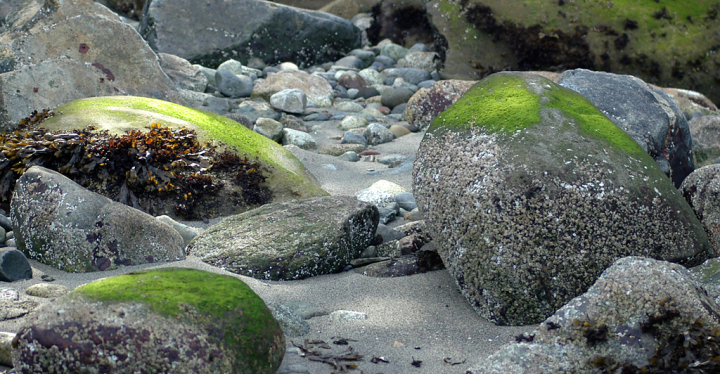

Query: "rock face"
<box><xmin>139</xmin><ymin>0</ymin><xmax>361</xmax><ymax>68</ymax></box>
<box><xmin>467</xmin><ymin>257</ymin><xmax>720</xmax><ymax>373</ymax></box>
<box><xmin>11</xmin><ymin>268</ymin><xmax>285</xmax><ymax>374</ymax></box>
<box><xmin>11</xmin><ymin>166</ymin><xmax>185</xmax><ymax>273</ymax></box>
<box><xmin>413</xmin><ymin>72</ymin><xmax>713</xmax><ymax>326</ymax></box>
<box><xmin>558</xmin><ymin>69</ymin><xmax>695</xmax><ymax>188</ymax></box>
<box><xmin>38</xmin><ymin>96</ymin><xmax>329</xmax><ymax>219</ymax></box>
<box><xmin>681</xmin><ymin>165</ymin><xmax>720</xmax><ymax>255</ymax></box>
<box><xmin>404</xmin><ymin>79</ymin><xmax>476</xmax><ymax>130</ymax></box>
<box><xmin>0</xmin><ymin>0</ymin><xmax>185</xmax><ymax>131</ymax></box>
<box><xmin>689</xmin><ymin>115</ymin><xmax>720</xmax><ymax>168</ymax></box>
<box><xmin>187</xmin><ymin>196</ymin><xmax>379</xmax><ymax>280</ymax></box>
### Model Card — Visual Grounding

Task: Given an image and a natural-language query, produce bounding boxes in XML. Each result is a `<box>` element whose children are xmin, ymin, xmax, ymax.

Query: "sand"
<box><xmin>0</xmin><ymin>116</ymin><xmax>536</xmax><ymax>373</ymax></box>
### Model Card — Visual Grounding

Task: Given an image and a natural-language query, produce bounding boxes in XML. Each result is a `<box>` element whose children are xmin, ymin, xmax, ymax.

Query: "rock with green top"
<box><xmin>413</xmin><ymin>72</ymin><xmax>713</xmax><ymax>326</ymax></box>
<box><xmin>40</xmin><ymin>96</ymin><xmax>328</xmax><ymax>219</ymax></box>
<box><xmin>11</xmin><ymin>268</ymin><xmax>285</xmax><ymax>374</ymax></box>
<box><xmin>187</xmin><ymin>196</ymin><xmax>379</xmax><ymax>281</ymax></box>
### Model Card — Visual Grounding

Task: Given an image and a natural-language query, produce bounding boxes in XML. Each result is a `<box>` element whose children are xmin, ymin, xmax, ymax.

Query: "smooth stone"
<box><xmin>377</xmin><ymin>206</ymin><xmax>396</xmax><ymax>224</ymax></box>
<box><xmin>304</xmin><ymin>112</ymin><xmax>330</xmax><ymax>121</ymax></box>
<box><xmin>340</xmin><ymin>132</ymin><xmax>368</xmax><ymax>146</ymax></box>
<box><xmin>253</xmin><ymin>118</ymin><xmax>284</xmax><ymax>142</ymax></box>
<box><xmin>279</xmin><ymin>62</ymin><xmax>300</xmax><ymax>71</ymax></box>
<box><xmin>156</xmin><ymin>215</ymin><xmax>198</xmax><ymax>247</ymax></box>
<box><xmin>0</xmin><ymin>248</ymin><xmax>32</xmax><ymax>282</ymax></box>
<box><xmin>378</xmin><ymin>154</ymin><xmax>409</xmax><ymax>165</ymax></box>
<box><xmin>338</xmin><ymin>151</ymin><xmax>360</xmax><ymax>162</ymax></box>
<box><xmin>0</xmin><ymin>215</ymin><xmax>11</xmax><ymax>232</ymax></box>
<box><xmin>374</xmin><ymin>55</ymin><xmax>396</xmax><ymax>67</ymax></box>
<box><xmin>215</xmin><ymin>68</ymin><xmax>253</xmax><ymax>98</ymax></box>
<box><xmin>335</xmin><ymin>101</ymin><xmax>364</xmax><ymax>112</ymax></box>
<box><xmin>391</xmin><ymin>103</ymin><xmax>407</xmax><ymax>114</ymax></box>
<box><xmin>25</xmin><ymin>283</ymin><xmax>69</xmax><ymax>298</ymax></box>
<box><xmin>381</xmin><ymin>88</ymin><xmax>414</xmax><ymax>109</ymax></box>
<box><xmin>336</xmin><ymin>55</ymin><xmax>366</xmax><ymax>69</ymax></box>
<box><xmin>282</xmin><ymin>301</ymin><xmax>324</xmax><ymax>320</ymax></box>
<box><xmin>270</xmin><ymin>88</ymin><xmax>308</xmax><ymax>114</ymax></box>
<box><xmin>368</xmin><ymin>180</ymin><xmax>407</xmax><ymax>195</ymax></box>
<box><xmin>395</xmin><ymin>192</ymin><xmax>417</xmax><ymax>211</ymax></box>
<box><xmin>217</xmin><ymin>59</ymin><xmax>245</xmax><ymax>76</ymax></box>
<box><xmin>408</xmin><ymin>43</ymin><xmax>430</xmax><ymax>53</ymax></box>
<box><xmin>337</xmin><ymin>115</ymin><xmax>369</xmax><ymax>130</ymax></box>
<box><xmin>282</xmin><ymin>128</ymin><xmax>317</xmax><ymax>150</ymax></box>
<box><xmin>0</xmin><ymin>331</ymin><xmax>13</xmax><ymax>367</ymax></box>
<box><xmin>267</xmin><ymin>302</ymin><xmax>310</xmax><ymax>337</ymax></box>
<box><xmin>347</xmin><ymin>88</ymin><xmax>359</xmax><ymax>99</ymax></box>
<box><xmin>364</xmin><ymin>123</ymin><xmax>395</xmax><ymax>145</ymax></box>
<box><xmin>389</xmin><ymin>124</ymin><xmax>412</xmax><ymax>137</ymax></box>
<box><xmin>0</xmin><ymin>288</ymin><xmax>18</xmax><ymax>301</ymax></box>
<box><xmin>330</xmin><ymin>310</ymin><xmax>367</xmax><ymax>322</ymax></box>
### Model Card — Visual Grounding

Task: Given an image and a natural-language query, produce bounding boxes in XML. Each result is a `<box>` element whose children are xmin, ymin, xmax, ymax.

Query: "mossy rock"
<box><xmin>429</xmin><ymin>0</ymin><xmax>720</xmax><ymax>105</ymax></box>
<box><xmin>39</xmin><ymin>96</ymin><xmax>328</xmax><ymax>218</ymax></box>
<box><xmin>11</xmin><ymin>268</ymin><xmax>284</xmax><ymax>374</ymax></box>
<box><xmin>413</xmin><ymin>71</ymin><xmax>713</xmax><ymax>325</ymax></box>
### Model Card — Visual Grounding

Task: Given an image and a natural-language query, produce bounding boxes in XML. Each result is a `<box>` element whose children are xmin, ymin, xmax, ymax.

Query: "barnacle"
<box><xmin>0</xmin><ymin>115</ymin><xmax>273</xmax><ymax>219</ymax></box>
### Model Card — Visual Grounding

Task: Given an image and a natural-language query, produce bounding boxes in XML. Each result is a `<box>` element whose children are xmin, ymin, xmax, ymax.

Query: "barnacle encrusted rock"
<box><xmin>467</xmin><ymin>257</ymin><xmax>720</xmax><ymax>373</ymax></box>
<box><xmin>413</xmin><ymin>72</ymin><xmax>713</xmax><ymax>326</ymax></box>
<box><xmin>187</xmin><ymin>196</ymin><xmax>379</xmax><ymax>280</ymax></box>
<box><xmin>11</xmin><ymin>268</ymin><xmax>285</xmax><ymax>374</ymax></box>
<box><xmin>39</xmin><ymin>96</ymin><xmax>328</xmax><ymax>218</ymax></box>
<box><xmin>11</xmin><ymin>166</ymin><xmax>185</xmax><ymax>273</ymax></box>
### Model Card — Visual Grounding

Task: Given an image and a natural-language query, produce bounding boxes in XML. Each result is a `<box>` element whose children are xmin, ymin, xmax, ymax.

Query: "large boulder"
<box><xmin>0</xmin><ymin>0</ymin><xmax>185</xmax><ymax>131</ymax></box>
<box><xmin>422</xmin><ymin>0</ymin><xmax>720</xmax><ymax>105</ymax></box>
<box><xmin>558</xmin><ymin>69</ymin><xmax>695</xmax><ymax>188</ymax></box>
<box><xmin>139</xmin><ymin>0</ymin><xmax>361</xmax><ymax>68</ymax></box>
<box><xmin>413</xmin><ymin>72</ymin><xmax>713</xmax><ymax>326</ymax></box>
<box><xmin>38</xmin><ymin>96</ymin><xmax>329</xmax><ymax>219</ymax></box>
<box><xmin>252</xmin><ymin>70</ymin><xmax>334</xmax><ymax>107</ymax></box>
<box><xmin>467</xmin><ymin>257</ymin><xmax>720</xmax><ymax>373</ymax></box>
<box><xmin>404</xmin><ymin>79</ymin><xmax>476</xmax><ymax>130</ymax></box>
<box><xmin>11</xmin><ymin>166</ymin><xmax>185</xmax><ymax>273</ymax></box>
<box><xmin>187</xmin><ymin>196</ymin><xmax>379</xmax><ymax>281</ymax></box>
<box><xmin>681</xmin><ymin>164</ymin><xmax>720</xmax><ymax>255</ymax></box>
<box><xmin>689</xmin><ymin>115</ymin><xmax>720</xmax><ymax>168</ymax></box>
<box><xmin>11</xmin><ymin>268</ymin><xmax>285</xmax><ymax>374</ymax></box>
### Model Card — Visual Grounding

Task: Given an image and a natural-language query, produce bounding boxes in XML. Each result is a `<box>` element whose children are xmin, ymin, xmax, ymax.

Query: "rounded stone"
<box><xmin>25</xmin><ymin>283</ymin><xmax>69</xmax><ymax>298</ymax></box>
<box><xmin>381</xmin><ymin>88</ymin><xmax>414</xmax><ymax>109</ymax></box>
<box><xmin>270</xmin><ymin>88</ymin><xmax>308</xmax><ymax>114</ymax></box>
<box><xmin>0</xmin><ymin>248</ymin><xmax>32</xmax><ymax>282</ymax></box>
<box><xmin>337</xmin><ymin>115</ymin><xmax>369</xmax><ymax>131</ymax></box>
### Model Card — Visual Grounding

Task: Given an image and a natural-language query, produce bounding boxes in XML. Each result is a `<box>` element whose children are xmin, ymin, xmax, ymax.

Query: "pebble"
<box><xmin>341</xmin><ymin>132</ymin><xmax>367</xmax><ymax>146</ymax></box>
<box><xmin>337</xmin><ymin>115</ymin><xmax>368</xmax><ymax>131</ymax></box>
<box><xmin>338</xmin><ymin>151</ymin><xmax>360</xmax><ymax>162</ymax></box>
<box><xmin>0</xmin><ymin>248</ymin><xmax>32</xmax><ymax>282</ymax></box>
<box><xmin>25</xmin><ymin>283</ymin><xmax>69</xmax><ymax>298</ymax></box>
<box><xmin>0</xmin><ymin>331</ymin><xmax>13</xmax><ymax>366</ymax></box>
<box><xmin>389</xmin><ymin>124</ymin><xmax>412</xmax><ymax>137</ymax></box>
<box><xmin>253</xmin><ymin>118</ymin><xmax>284</xmax><ymax>142</ymax></box>
<box><xmin>330</xmin><ymin>310</ymin><xmax>367</xmax><ymax>322</ymax></box>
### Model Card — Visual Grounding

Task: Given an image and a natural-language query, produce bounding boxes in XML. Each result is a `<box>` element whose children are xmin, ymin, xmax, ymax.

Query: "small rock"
<box><xmin>282</xmin><ymin>301</ymin><xmax>324</xmax><ymax>320</ymax></box>
<box><xmin>215</xmin><ymin>68</ymin><xmax>253</xmax><ymax>98</ymax></box>
<box><xmin>337</xmin><ymin>115</ymin><xmax>369</xmax><ymax>131</ymax></box>
<box><xmin>25</xmin><ymin>283</ymin><xmax>69</xmax><ymax>298</ymax></box>
<box><xmin>279</xmin><ymin>62</ymin><xmax>299</xmax><ymax>71</ymax></box>
<box><xmin>381</xmin><ymin>88</ymin><xmax>414</xmax><ymax>109</ymax></box>
<box><xmin>335</xmin><ymin>101</ymin><xmax>364</xmax><ymax>112</ymax></box>
<box><xmin>267</xmin><ymin>302</ymin><xmax>310</xmax><ymax>337</ymax></box>
<box><xmin>338</xmin><ymin>151</ymin><xmax>360</xmax><ymax>162</ymax></box>
<box><xmin>330</xmin><ymin>310</ymin><xmax>367</xmax><ymax>322</ymax></box>
<box><xmin>395</xmin><ymin>192</ymin><xmax>417</xmax><ymax>211</ymax></box>
<box><xmin>270</xmin><ymin>89</ymin><xmax>307</xmax><ymax>114</ymax></box>
<box><xmin>341</xmin><ymin>132</ymin><xmax>368</xmax><ymax>146</ymax></box>
<box><xmin>282</xmin><ymin>128</ymin><xmax>317</xmax><ymax>150</ymax></box>
<box><xmin>0</xmin><ymin>288</ymin><xmax>18</xmax><ymax>301</ymax></box>
<box><xmin>276</xmin><ymin>364</ymin><xmax>311</xmax><ymax>374</ymax></box>
<box><xmin>0</xmin><ymin>215</ymin><xmax>11</xmax><ymax>232</ymax></box>
<box><xmin>364</xmin><ymin>123</ymin><xmax>395</xmax><ymax>145</ymax></box>
<box><xmin>254</xmin><ymin>118</ymin><xmax>284</xmax><ymax>142</ymax></box>
<box><xmin>0</xmin><ymin>248</ymin><xmax>32</xmax><ymax>282</ymax></box>
<box><xmin>389</xmin><ymin>124</ymin><xmax>412</xmax><ymax>137</ymax></box>
<box><xmin>0</xmin><ymin>331</ymin><xmax>14</xmax><ymax>366</ymax></box>
<box><xmin>40</xmin><ymin>274</ymin><xmax>55</xmax><ymax>282</ymax></box>
<box><xmin>156</xmin><ymin>215</ymin><xmax>197</xmax><ymax>247</ymax></box>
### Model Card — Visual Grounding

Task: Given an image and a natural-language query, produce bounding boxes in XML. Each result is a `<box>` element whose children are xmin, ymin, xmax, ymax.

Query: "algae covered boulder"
<box><xmin>38</xmin><ymin>96</ymin><xmax>328</xmax><ymax>219</ymax></box>
<box><xmin>413</xmin><ymin>72</ymin><xmax>713</xmax><ymax>326</ymax></box>
<box><xmin>11</xmin><ymin>268</ymin><xmax>285</xmax><ymax>374</ymax></box>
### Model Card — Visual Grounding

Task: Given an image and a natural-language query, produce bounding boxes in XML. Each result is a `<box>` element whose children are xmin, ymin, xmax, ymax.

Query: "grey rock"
<box><xmin>358</xmin><ymin>68</ymin><xmax>383</xmax><ymax>86</ymax></box>
<box><xmin>0</xmin><ymin>331</ymin><xmax>13</xmax><ymax>367</ymax></box>
<box><xmin>417</xmin><ymin>80</ymin><xmax>436</xmax><ymax>88</ymax></box>
<box><xmin>276</xmin><ymin>364</ymin><xmax>310</xmax><ymax>374</ymax></box>
<box><xmin>330</xmin><ymin>310</ymin><xmax>366</xmax><ymax>322</ymax></box>
<box><xmin>391</xmin><ymin>103</ymin><xmax>407</xmax><ymax>114</ymax></box>
<box><xmin>216</xmin><ymin>69</ymin><xmax>253</xmax><ymax>98</ymax></box>
<box><xmin>377</xmin><ymin>205</ymin><xmax>396</xmax><ymax>224</ymax></box>
<box><xmin>397</xmin><ymin>52</ymin><xmax>440</xmax><ymax>71</ymax></box>
<box><xmin>0</xmin><ymin>248</ymin><xmax>31</xmax><ymax>281</ymax></box>
<box><xmin>25</xmin><ymin>283</ymin><xmax>69</xmax><ymax>298</ymax></box>
<box><xmin>195</xmin><ymin>65</ymin><xmax>218</xmax><ymax>87</ymax></box>
<box><xmin>253</xmin><ymin>70</ymin><xmax>334</xmax><ymax>107</ymax></box>
<box><xmin>337</xmin><ymin>115</ymin><xmax>368</xmax><ymax>130</ymax></box>
<box><xmin>0</xmin><ymin>288</ymin><xmax>18</xmax><ymax>302</ymax></box>
<box><xmin>404</xmin><ymin>79</ymin><xmax>476</xmax><ymax>130</ymax></box>
<box><xmin>356</xmin><ymin>188</ymin><xmax>396</xmax><ymax>209</ymax></box>
<box><xmin>376</xmin><ymin>223</ymin><xmax>404</xmax><ymax>243</ymax></box>
<box><xmin>158</xmin><ymin>53</ymin><xmax>208</xmax><ymax>92</ymax></box>
<box><xmin>380</xmin><ymin>43</ymin><xmax>408</xmax><ymax>61</ymax></box>
<box><xmin>468</xmin><ymin>257</ymin><xmax>720</xmax><ymax>373</ymax></box>
<box><xmin>282</xmin><ymin>128</ymin><xmax>317</xmax><ymax>149</ymax></box>
<box><xmin>267</xmin><ymin>302</ymin><xmax>310</xmax><ymax>337</ymax></box>
<box><xmin>187</xmin><ymin>196</ymin><xmax>379</xmax><ymax>280</ymax></box>
<box><xmin>394</xmin><ymin>192</ymin><xmax>417</xmax><ymax>211</ymax></box>
<box><xmin>347</xmin><ymin>49</ymin><xmax>375</xmax><ymax>67</ymax></box>
<box><xmin>378</xmin><ymin>154</ymin><xmax>408</xmax><ymax>165</ymax></box>
<box><xmin>4</xmin><ymin>239</ymin><xmax>14</xmax><ymax>247</ymax></box>
<box><xmin>374</xmin><ymin>55</ymin><xmax>396</xmax><ymax>67</ymax></box>
<box><xmin>279</xmin><ymin>115</ymin><xmax>307</xmax><ymax>132</ymax></box>
<box><xmin>364</xmin><ymin>123</ymin><xmax>395</xmax><ymax>145</ymax></box>
<box><xmin>217</xmin><ymin>59</ymin><xmax>246</xmax><ymax>76</ymax></box>
<box><xmin>346</xmin><ymin>88</ymin><xmax>359</xmax><ymax>99</ymax></box>
<box><xmin>408</xmin><ymin>43</ymin><xmax>430</xmax><ymax>53</ymax></box>
<box><xmin>253</xmin><ymin>118</ymin><xmax>284</xmax><ymax>142</ymax></box>
<box><xmin>270</xmin><ymin>89</ymin><xmax>308</xmax><ymax>114</ymax></box>
<box><xmin>340</xmin><ymin>131</ymin><xmax>368</xmax><ymax>146</ymax></box>
<box><xmin>156</xmin><ymin>215</ymin><xmax>198</xmax><ymax>247</ymax></box>
<box><xmin>357</xmin><ymin>87</ymin><xmax>381</xmax><ymax>99</ymax></box>
<box><xmin>0</xmin><ymin>0</ymin><xmax>186</xmax><ymax>130</ymax></box>
<box><xmin>688</xmin><ymin>115</ymin><xmax>720</xmax><ymax>168</ymax></box>
<box><xmin>335</xmin><ymin>101</ymin><xmax>365</xmax><ymax>112</ymax></box>
<box><xmin>282</xmin><ymin>301</ymin><xmax>324</xmax><ymax>319</ymax></box>
<box><xmin>338</xmin><ymin>151</ymin><xmax>360</xmax><ymax>162</ymax></box>
<box><xmin>304</xmin><ymin>112</ymin><xmax>330</xmax><ymax>121</ymax></box>
<box><xmin>381</xmin><ymin>88</ymin><xmax>415</xmax><ymax>109</ymax></box>
<box><xmin>0</xmin><ymin>215</ymin><xmax>11</xmax><ymax>232</ymax></box>
<box><xmin>414</xmin><ymin>72</ymin><xmax>713</xmax><ymax>325</ymax></box>
<box><xmin>382</xmin><ymin>68</ymin><xmax>432</xmax><ymax>85</ymax></box>
<box><xmin>336</xmin><ymin>55</ymin><xmax>366</xmax><ymax>69</ymax></box>
<box><xmin>558</xmin><ymin>69</ymin><xmax>695</xmax><ymax>188</ymax></box>
<box><xmin>11</xmin><ymin>166</ymin><xmax>185</xmax><ymax>273</ymax></box>
<box><xmin>140</xmin><ymin>0</ymin><xmax>361</xmax><ymax>68</ymax></box>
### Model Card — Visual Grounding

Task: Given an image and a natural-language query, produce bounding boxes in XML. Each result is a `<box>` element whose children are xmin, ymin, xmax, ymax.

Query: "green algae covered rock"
<box><xmin>413</xmin><ymin>72</ymin><xmax>713</xmax><ymax>326</ymax></box>
<box><xmin>11</xmin><ymin>268</ymin><xmax>285</xmax><ymax>374</ymax></box>
<box><xmin>39</xmin><ymin>96</ymin><xmax>328</xmax><ymax>219</ymax></box>
<box><xmin>428</xmin><ymin>0</ymin><xmax>720</xmax><ymax>105</ymax></box>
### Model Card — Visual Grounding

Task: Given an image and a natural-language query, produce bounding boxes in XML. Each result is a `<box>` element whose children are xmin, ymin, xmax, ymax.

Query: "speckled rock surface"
<box><xmin>680</xmin><ymin>164</ymin><xmax>720</xmax><ymax>255</ymax></box>
<box><xmin>558</xmin><ymin>69</ymin><xmax>695</xmax><ymax>188</ymax></box>
<box><xmin>467</xmin><ymin>257</ymin><xmax>720</xmax><ymax>373</ymax></box>
<box><xmin>11</xmin><ymin>268</ymin><xmax>285</xmax><ymax>374</ymax></box>
<box><xmin>413</xmin><ymin>72</ymin><xmax>713</xmax><ymax>326</ymax></box>
<box><xmin>404</xmin><ymin>80</ymin><xmax>477</xmax><ymax>131</ymax></box>
<box><xmin>11</xmin><ymin>166</ymin><xmax>185</xmax><ymax>273</ymax></box>
<box><xmin>187</xmin><ymin>196</ymin><xmax>379</xmax><ymax>280</ymax></box>
<box><xmin>688</xmin><ymin>115</ymin><xmax>720</xmax><ymax>168</ymax></box>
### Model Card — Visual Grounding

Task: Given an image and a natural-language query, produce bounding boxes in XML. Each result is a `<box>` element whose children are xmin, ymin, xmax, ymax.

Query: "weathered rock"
<box><xmin>382</xmin><ymin>68</ymin><xmax>432</xmax><ymax>85</ymax></box>
<box><xmin>413</xmin><ymin>72</ymin><xmax>713</xmax><ymax>325</ymax></box>
<box><xmin>0</xmin><ymin>330</ymin><xmax>13</xmax><ymax>366</ymax></box>
<box><xmin>140</xmin><ymin>0</ymin><xmax>361</xmax><ymax>68</ymax></box>
<box><xmin>681</xmin><ymin>165</ymin><xmax>720</xmax><ymax>255</ymax></box>
<box><xmin>254</xmin><ymin>118</ymin><xmax>284</xmax><ymax>142</ymax></box>
<box><xmin>216</xmin><ymin>68</ymin><xmax>253</xmax><ymax>98</ymax></box>
<box><xmin>337</xmin><ymin>71</ymin><xmax>368</xmax><ymax>89</ymax></box>
<box><xmin>0</xmin><ymin>0</ymin><xmax>185</xmax><ymax>130</ymax></box>
<box><xmin>252</xmin><ymin>70</ymin><xmax>334</xmax><ymax>107</ymax></box>
<box><xmin>381</xmin><ymin>87</ymin><xmax>414</xmax><ymax>109</ymax></box>
<box><xmin>270</xmin><ymin>89</ymin><xmax>308</xmax><ymax>114</ymax></box>
<box><xmin>156</xmin><ymin>215</ymin><xmax>197</xmax><ymax>247</ymax></box>
<box><xmin>0</xmin><ymin>248</ymin><xmax>31</xmax><ymax>281</ymax></box>
<box><xmin>468</xmin><ymin>257</ymin><xmax>720</xmax><ymax>373</ymax></box>
<box><xmin>158</xmin><ymin>52</ymin><xmax>208</xmax><ymax>92</ymax></box>
<box><xmin>266</xmin><ymin>302</ymin><xmax>310</xmax><ymax>337</ymax></box>
<box><xmin>364</xmin><ymin>123</ymin><xmax>395</xmax><ymax>145</ymax></box>
<box><xmin>689</xmin><ymin>115</ymin><xmax>720</xmax><ymax>169</ymax></box>
<box><xmin>405</xmin><ymin>80</ymin><xmax>477</xmax><ymax>130</ymax></box>
<box><xmin>11</xmin><ymin>268</ymin><xmax>285</xmax><ymax>374</ymax></box>
<box><xmin>397</xmin><ymin>51</ymin><xmax>440</xmax><ymax>71</ymax></box>
<box><xmin>558</xmin><ymin>69</ymin><xmax>695</xmax><ymax>187</ymax></box>
<box><xmin>11</xmin><ymin>166</ymin><xmax>185</xmax><ymax>273</ymax></box>
<box><xmin>25</xmin><ymin>283</ymin><xmax>69</xmax><ymax>298</ymax></box>
<box><xmin>187</xmin><ymin>196</ymin><xmax>379</xmax><ymax>280</ymax></box>
<box><xmin>38</xmin><ymin>96</ymin><xmax>328</xmax><ymax>219</ymax></box>
<box><xmin>282</xmin><ymin>128</ymin><xmax>317</xmax><ymax>150</ymax></box>
<box><xmin>337</xmin><ymin>115</ymin><xmax>368</xmax><ymax>130</ymax></box>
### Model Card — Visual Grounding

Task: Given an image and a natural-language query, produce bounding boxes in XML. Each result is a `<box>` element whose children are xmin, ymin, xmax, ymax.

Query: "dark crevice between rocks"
<box><xmin>367</xmin><ymin>3</ymin><xmax>448</xmax><ymax>69</ymax></box>
<box><xmin>464</xmin><ymin>3</ymin><xmax>595</xmax><ymax>75</ymax></box>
